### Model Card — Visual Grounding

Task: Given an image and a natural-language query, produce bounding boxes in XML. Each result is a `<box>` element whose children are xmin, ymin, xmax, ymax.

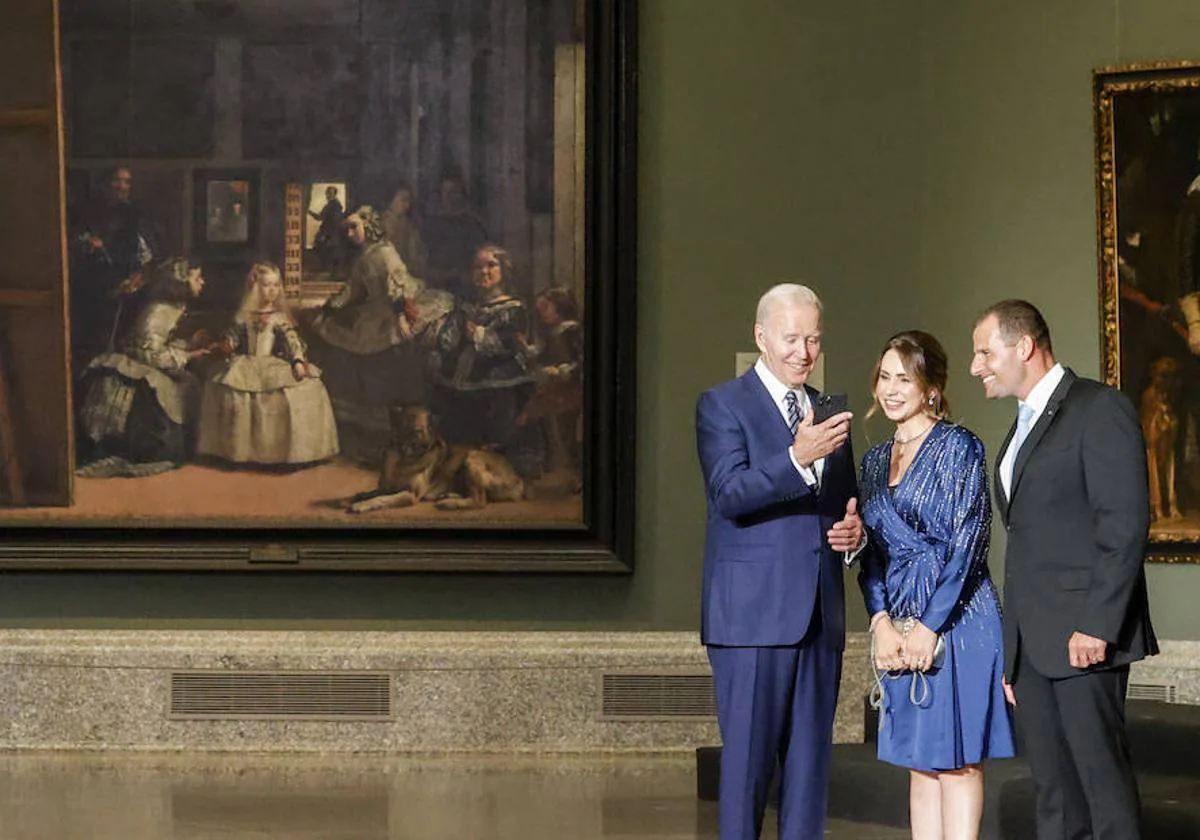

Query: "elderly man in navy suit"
<box><xmin>696</xmin><ymin>283</ymin><xmax>864</xmax><ymax>840</ymax></box>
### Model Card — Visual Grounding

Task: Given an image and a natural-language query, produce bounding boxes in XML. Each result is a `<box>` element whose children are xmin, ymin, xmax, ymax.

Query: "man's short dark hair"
<box><xmin>977</xmin><ymin>299</ymin><xmax>1053</xmax><ymax>354</ymax></box>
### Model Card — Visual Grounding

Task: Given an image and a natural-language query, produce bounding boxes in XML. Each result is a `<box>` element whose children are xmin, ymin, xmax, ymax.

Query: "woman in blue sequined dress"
<box><xmin>858</xmin><ymin>330</ymin><xmax>1015</xmax><ymax>840</ymax></box>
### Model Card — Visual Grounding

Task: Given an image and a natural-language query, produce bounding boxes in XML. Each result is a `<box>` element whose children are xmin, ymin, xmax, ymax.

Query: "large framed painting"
<box><xmin>1096</xmin><ymin>60</ymin><xmax>1200</xmax><ymax>563</ymax></box>
<box><xmin>0</xmin><ymin>0</ymin><xmax>637</xmax><ymax>572</ymax></box>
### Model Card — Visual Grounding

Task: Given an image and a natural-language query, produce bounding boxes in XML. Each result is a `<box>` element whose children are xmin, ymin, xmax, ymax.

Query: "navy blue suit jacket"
<box><xmin>696</xmin><ymin>369</ymin><xmax>857</xmax><ymax>649</ymax></box>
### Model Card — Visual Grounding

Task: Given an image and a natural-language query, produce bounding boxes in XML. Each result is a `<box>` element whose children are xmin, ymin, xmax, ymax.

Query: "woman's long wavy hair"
<box><xmin>866</xmin><ymin>330</ymin><xmax>952</xmax><ymax>422</ymax></box>
<box><xmin>237</xmin><ymin>261</ymin><xmax>292</xmax><ymax>320</ymax></box>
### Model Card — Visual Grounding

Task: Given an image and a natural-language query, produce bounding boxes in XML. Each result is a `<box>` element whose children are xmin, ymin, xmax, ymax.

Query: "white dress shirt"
<box><xmin>1000</xmin><ymin>362</ymin><xmax>1065</xmax><ymax>499</ymax></box>
<box><xmin>754</xmin><ymin>358</ymin><xmax>864</xmax><ymax>566</ymax></box>
<box><xmin>754</xmin><ymin>358</ymin><xmax>824</xmax><ymax>488</ymax></box>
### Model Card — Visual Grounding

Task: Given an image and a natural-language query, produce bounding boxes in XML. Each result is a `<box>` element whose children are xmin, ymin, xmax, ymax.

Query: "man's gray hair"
<box><xmin>755</xmin><ymin>283</ymin><xmax>823</xmax><ymax>326</ymax></box>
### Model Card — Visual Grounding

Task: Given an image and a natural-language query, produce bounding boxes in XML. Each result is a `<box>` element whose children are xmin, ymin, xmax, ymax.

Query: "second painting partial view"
<box><xmin>13</xmin><ymin>0</ymin><xmax>595</xmax><ymax>530</ymax></box>
<box><xmin>1097</xmin><ymin>61</ymin><xmax>1200</xmax><ymax>561</ymax></box>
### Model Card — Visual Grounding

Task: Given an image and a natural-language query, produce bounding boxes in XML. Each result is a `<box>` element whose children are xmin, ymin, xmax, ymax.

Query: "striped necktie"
<box><xmin>785</xmin><ymin>390</ymin><xmax>802</xmax><ymax>436</ymax></box>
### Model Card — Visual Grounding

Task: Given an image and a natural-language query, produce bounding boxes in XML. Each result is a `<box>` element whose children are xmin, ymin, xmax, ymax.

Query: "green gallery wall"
<box><xmin>1</xmin><ymin>0</ymin><xmax>1198</xmax><ymax>640</ymax></box>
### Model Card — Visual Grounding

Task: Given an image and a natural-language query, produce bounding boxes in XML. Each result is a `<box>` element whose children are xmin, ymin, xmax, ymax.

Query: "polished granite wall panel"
<box><xmin>0</xmin><ymin>630</ymin><xmax>876</xmax><ymax>752</ymax></box>
<box><xmin>1131</xmin><ymin>640</ymin><xmax>1200</xmax><ymax>703</ymax></box>
<box><xmin>0</xmin><ymin>631</ymin><xmax>689</xmax><ymax>752</ymax></box>
<box><xmin>2</xmin><ymin>630</ymin><xmax>1191</xmax><ymax>753</ymax></box>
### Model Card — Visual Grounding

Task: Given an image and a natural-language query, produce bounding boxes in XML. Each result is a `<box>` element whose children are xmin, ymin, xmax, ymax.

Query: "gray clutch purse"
<box><xmin>869</xmin><ymin>616</ymin><xmax>947</xmax><ymax>712</ymax></box>
<box><xmin>894</xmin><ymin>616</ymin><xmax>945</xmax><ymax>670</ymax></box>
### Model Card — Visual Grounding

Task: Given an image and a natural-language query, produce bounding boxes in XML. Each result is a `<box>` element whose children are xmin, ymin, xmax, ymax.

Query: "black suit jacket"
<box><xmin>995</xmin><ymin>368</ymin><xmax>1157</xmax><ymax>680</ymax></box>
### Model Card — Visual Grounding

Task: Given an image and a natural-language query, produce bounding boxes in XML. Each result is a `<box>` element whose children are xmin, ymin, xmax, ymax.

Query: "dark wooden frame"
<box><xmin>1095</xmin><ymin>60</ymin><xmax>1200</xmax><ymax>563</ymax></box>
<box><xmin>0</xmin><ymin>0</ymin><xmax>637</xmax><ymax>573</ymax></box>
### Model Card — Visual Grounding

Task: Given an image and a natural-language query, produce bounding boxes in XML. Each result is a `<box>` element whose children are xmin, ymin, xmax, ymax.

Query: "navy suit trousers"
<box><xmin>707</xmin><ymin>607</ymin><xmax>842</xmax><ymax>840</ymax></box>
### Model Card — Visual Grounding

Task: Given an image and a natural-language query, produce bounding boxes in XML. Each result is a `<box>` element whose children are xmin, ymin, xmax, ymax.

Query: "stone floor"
<box><xmin>0</xmin><ymin>700</ymin><xmax>1196</xmax><ymax>840</ymax></box>
<box><xmin>0</xmin><ymin>744</ymin><xmax>1195</xmax><ymax>839</ymax></box>
<box><xmin>0</xmin><ymin>751</ymin><xmax>885</xmax><ymax>840</ymax></box>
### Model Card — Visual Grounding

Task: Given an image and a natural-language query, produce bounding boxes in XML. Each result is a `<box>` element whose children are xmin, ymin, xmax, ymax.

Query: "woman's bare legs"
<box><xmin>910</xmin><ymin>769</ymin><xmax>943</xmax><ymax>840</ymax></box>
<box><xmin>939</xmin><ymin>764</ymin><xmax>984</xmax><ymax>840</ymax></box>
<box><xmin>910</xmin><ymin>764</ymin><xmax>984</xmax><ymax>840</ymax></box>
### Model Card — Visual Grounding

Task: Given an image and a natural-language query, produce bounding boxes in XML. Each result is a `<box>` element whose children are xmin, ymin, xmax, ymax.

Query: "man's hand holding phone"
<box><xmin>792</xmin><ymin>393</ymin><xmax>852</xmax><ymax>467</ymax></box>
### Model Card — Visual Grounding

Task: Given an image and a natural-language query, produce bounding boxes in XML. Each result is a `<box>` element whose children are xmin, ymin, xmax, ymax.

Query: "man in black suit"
<box><xmin>970</xmin><ymin>299</ymin><xmax>1157</xmax><ymax>840</ymax></box>
<box><xmin>70</xmin><ymin>165</ymin><xmax>157</xmax><ymax>373</ymax></box>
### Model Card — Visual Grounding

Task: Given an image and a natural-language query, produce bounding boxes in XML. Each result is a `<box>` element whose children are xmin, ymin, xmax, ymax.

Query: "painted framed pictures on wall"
<box><xmin>0</xmin><ymin>0</ymin><xmax>637</xmax><ymax>573</ymax></box>
<box><xmin>1096</xmin><ymin>60</ymin><xmax>1200</xmax><ymax>562</ymax></box>
<box><xmin>196</xmin><ymin>169</ymin><xmax>258</xmax><ymax>248</ymax></box>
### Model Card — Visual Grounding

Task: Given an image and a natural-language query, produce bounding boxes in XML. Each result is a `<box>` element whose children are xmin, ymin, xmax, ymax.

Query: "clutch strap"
<box><xmin>868</xmin><ymin>617</ymin><xmax>941</xmax><ymax>713</ymax></box>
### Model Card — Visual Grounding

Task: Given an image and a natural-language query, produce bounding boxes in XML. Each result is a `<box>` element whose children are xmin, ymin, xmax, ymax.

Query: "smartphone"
<box><xmin>811</xmin><ymin>393</ymin><xmax>850</xmax><ymax>424</ymax></box>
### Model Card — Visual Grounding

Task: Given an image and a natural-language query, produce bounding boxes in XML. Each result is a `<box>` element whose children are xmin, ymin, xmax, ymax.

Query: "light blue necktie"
<box><xmin>785</xmin><ymin>390</ymin><xmax>802</xmax><ymax>436</ymax></box>
<box><xmin>1012</xmin><ymin>403</ymin><xmax>1035</xmax><ymax>456</ymax></box>
<box><xmin>1005</xmin><ymin>403</ymin><xmax>1035</xmax><ymax>495</ymax></box>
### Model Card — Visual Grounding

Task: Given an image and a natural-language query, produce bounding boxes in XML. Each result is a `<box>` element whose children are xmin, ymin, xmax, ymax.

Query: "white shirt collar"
<box><xmin>1019</xmin><ymin>362</ymin><xmax>1065</xmax><ymax>421</ymax></box>
<box><xmin>754</xmin><ymin>358</ymin><xmax>825</xmax><ymax>481</ymax></box>
<box><xmin>754</xmin><ymin>358</ymin><xmax>811</xmax><ymax>410</ymax></box>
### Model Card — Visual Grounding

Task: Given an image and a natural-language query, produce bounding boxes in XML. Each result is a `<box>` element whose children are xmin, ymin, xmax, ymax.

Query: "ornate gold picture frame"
<box><xmin>1096</xmin><ymin>60</ymin><xmax>1200</xmax><ymax>563</ymax></box>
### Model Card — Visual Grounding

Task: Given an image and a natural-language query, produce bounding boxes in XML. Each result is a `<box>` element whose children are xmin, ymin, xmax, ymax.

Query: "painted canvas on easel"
<box><xmin>3</xmin><ymin>0</ymin><xmax>598</xmax><ymax>535</ymax></box>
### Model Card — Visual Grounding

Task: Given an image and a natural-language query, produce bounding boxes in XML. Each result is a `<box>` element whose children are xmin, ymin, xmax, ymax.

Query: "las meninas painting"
<box><xmin>0</xmin><ymin>0</ymin><xmax>636</xmax><ymax>570</ymax></box>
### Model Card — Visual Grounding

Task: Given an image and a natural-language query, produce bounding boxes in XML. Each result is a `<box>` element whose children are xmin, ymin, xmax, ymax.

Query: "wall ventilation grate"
<box><xmin>599</xmin><ymin>672</ymin><xmax>716</xmax><ymax>721</ymax></box>
<box><xmin>1127</xmin><ymin>679</ymin><xmax>1179</xmax><ymax>704</ymax></box>
<box><xmin>169</xmin><ymin>671</ymin><xmax>394</xmax><ymax>721</ymax></box>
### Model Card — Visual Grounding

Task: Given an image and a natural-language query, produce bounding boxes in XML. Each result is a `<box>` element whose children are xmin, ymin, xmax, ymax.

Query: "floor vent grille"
<box><xmin>599</xmin><ymin>672</ymin><xmax>716</xmax><ymax>720</ymax></box>
<box><xmin>1127</xmin><ymin>678</ymin><xmax>1179</xmax><ymax>704</ymax></box>
<box><xmin>169</xmin><ymin>671</ymin><xmax>394</xmax><ymax>721</ymax></box>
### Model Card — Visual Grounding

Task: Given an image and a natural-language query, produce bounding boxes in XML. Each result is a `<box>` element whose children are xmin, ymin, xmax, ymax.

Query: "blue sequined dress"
<box><xmin>858</xmin><ymin>422</ymin><xmax>1015</xmax><ymax>771</ymax></box>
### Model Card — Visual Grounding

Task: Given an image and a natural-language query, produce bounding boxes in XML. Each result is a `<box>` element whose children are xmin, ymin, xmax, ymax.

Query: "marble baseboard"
<box><xmin>4</xmin><ymin>629</ymin><xmax>1192</xmax><ymax>754</ymax></box>
<box><xmin>0</xmin><ymin>630</ymin><xmax>873</xmax><ymax>753</ymax></box>
<box><xmin>1130</xmin><ymin>640</ymin><xmax>1200</xmax><ymax>704</ymax></box>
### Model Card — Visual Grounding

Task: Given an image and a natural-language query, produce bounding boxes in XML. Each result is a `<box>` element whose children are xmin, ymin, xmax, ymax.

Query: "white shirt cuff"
<box><xmin>787</xmin><ymin>446</ymin><xmax>820</xmax><ymax>488</ymax></box>
<box><xmin>843</xmin><ymin>531</ymin><xmax>868</xmax><ymax>567</ymax></box>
